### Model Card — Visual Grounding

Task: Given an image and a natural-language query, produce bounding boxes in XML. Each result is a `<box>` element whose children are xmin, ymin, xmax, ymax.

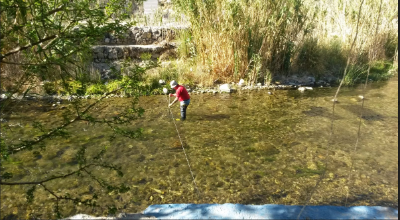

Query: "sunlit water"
<box><xmin>1</xmin><ymin>77</ymin><xmax>398</xmax><ymax>218</ymax></box>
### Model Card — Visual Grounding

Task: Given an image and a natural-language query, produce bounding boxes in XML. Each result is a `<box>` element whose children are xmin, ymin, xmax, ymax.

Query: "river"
<box><xmin>0</xmin><ymin>76</ymin><xmax>398</xmax><ymax>218</ymax></box>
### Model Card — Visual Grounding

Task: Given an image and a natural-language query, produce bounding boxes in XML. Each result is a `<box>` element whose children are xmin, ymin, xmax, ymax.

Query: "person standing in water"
<box><xmin>168</xmin><ymin>80</ymin><xmax>190</xmax><ymax>121</ymax></box>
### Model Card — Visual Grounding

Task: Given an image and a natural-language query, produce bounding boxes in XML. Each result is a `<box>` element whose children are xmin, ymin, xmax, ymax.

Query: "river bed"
<box><xmin>0</xmin><ymin>77</ymin><xmax>398</xmax><ymax>219</ymax></box>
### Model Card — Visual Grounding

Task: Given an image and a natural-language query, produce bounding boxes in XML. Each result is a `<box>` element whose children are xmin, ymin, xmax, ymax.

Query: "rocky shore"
<box><xmin>0</xmin><ymin>74</ymin><xmax>339</xmax><ymax>103</ymax></box>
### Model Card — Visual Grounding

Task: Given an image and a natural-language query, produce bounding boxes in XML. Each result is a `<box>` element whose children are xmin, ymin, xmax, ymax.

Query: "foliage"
<box><xmin>0</xmin><ymin>0</ymin><xmax>135</xmax><ymax>103</ymax></box>
<box><xmin>292</xmin><ymin>37</ymin><xmax>348</xmax><ymax>78</ymax></box>
<box><xmin>86</xmin><ymin>83</ymin><xmax>107</xmax><ymax>95</ymax></box>
<box><xmin>342</xmin><ymin>61</ymin><xmax>395</xmax><ymax>85</ymax></box>
<box><xmin>149</xmin><ymin>60</ymin><xmax>200</xmax><ymax>87</ymax></box>
<box><xmin>43</xmin><ymin>81</ymin><xmax>59</xmax><ymax>95</ymax></box>
<box><xmin>0</xmin><ymin>0</ymin><xmax>150</xmax><ymax>218</ymax></box>
<box><xmin>342</xmin><ymin>64</ymin><xmax>369</xmax><ymax>86</ymax></box>
<box><xmin>177</xmin><ymin>29</ymin><xmax>196</xmax><ymax>59</ymax></box>
<box><xmin>140</xmin><ymin>52</ymin><xmax>153</xmax><ymax>61</ymax></box>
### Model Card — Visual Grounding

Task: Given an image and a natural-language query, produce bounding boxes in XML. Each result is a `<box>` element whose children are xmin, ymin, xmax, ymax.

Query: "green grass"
<box><xmin>343</xmin><ymin>61</ymin><xmax>395</xmax><ymax>86</ymax></box>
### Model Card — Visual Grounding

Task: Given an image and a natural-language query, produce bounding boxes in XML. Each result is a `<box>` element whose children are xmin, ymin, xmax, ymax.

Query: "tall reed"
<box><xmin>173</xmin><ymin>0</ymin><xmax>398</xmax><ymax>85</ymax></box>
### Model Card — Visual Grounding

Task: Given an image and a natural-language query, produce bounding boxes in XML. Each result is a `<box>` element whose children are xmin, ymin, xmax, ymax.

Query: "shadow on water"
<box><xmin>339</xmin><ymin>105</ymin><xmax>386</xmax><ymax>121</ymax></box>
<box><xmin>302</xmin><ymin>106</ymin><xmax>343</xmax><ymax>120</ymax></box>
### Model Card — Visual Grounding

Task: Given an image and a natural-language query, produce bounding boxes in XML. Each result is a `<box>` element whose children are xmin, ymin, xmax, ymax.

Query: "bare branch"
<box><xmin>4</xmin><ymin>88</ymin><xmax>122</xmax><ymax>154</ymax></box>
<box><xmin>1</xmin><ymin>35</ymin><xmax>58</xmax><ymax>59</ymax></box>
<box><xmin>0</xmin><ymin>164</ymin><xmax>96</xmax><ymax>186</ymax></box>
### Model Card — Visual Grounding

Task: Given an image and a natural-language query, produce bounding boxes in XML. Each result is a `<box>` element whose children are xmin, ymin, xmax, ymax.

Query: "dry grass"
<box><xmin>172</xmin><ymin>0</ymin><xmax>398</xmax><ymax>84</ymax></box>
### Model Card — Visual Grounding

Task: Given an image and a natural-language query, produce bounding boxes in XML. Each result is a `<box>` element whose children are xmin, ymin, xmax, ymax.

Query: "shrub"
<box><xmin>86</xmin><ymin>84</ymin><xmax>107</xmax><ymax>95</ymax></box>
<box><xmin>105</xmin><ymin>81</ymin><xmax>122</xmax><ymax>93</ymax></box>
<box><xmin>43</xmin><ymin>82</ymin><xmax>58</xmax><ymax>95</ymax></box>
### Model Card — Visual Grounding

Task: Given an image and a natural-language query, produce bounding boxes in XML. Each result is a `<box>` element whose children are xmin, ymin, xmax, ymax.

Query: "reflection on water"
<box><xmin>1</xmin><ymin>77</ymin><xmax>398</xmax><ymax>218</ymax></box>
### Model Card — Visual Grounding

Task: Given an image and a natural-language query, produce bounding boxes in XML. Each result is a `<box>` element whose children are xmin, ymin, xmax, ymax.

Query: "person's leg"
<box><xmin>180</xmin><ymin>104</ymin><xmax>188</xmax><ymax>120</ymax></box>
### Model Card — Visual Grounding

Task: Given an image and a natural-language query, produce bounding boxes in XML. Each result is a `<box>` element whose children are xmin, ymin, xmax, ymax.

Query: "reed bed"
<box><xmin>172</xmin><ymin>0</ymin><xmax>398</xmax><ymax>85</ymax></box>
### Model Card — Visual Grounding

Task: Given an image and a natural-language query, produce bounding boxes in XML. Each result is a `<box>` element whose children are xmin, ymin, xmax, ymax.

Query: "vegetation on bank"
<box><xmin>1</xmin><ymin>0</ymin><xmax>398</xmax><ymax>97</ymax></box>
<box><xmin>166</xmin><ymin>0</ymin><xmax>398</xmax><ymax>86</ymax></box>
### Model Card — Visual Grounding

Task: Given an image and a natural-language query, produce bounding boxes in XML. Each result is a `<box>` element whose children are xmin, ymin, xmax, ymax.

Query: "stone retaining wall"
<box><xmin>101</xmin><ymin>26</ymin><xmax>188</xmax><ymax>45</ymax></box>
<box><xmin>92</xmin><ymin>44</ymin><xmax>176</xmax><ymax>62</ymax></box>
<box><xmin>91</xmin><ymin>44</ymin><xmax>177</xmax><ymax>79</ymax></box>
<box><xmin>91</xmin><ymin>25</ymin><xmax>188</xmax><ymax>78</ymax></box>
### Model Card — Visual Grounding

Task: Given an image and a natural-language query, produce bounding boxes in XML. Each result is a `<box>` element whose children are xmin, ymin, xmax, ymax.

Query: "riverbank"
<box><xmin>0</xmin><ymin>81</ymin><xmax>327</xmax><ymax>103</ymax></box>
<box><xmin>0</xmin><ymin>70</ymin><xmax>394</xmax><ymax>103</ymax></box>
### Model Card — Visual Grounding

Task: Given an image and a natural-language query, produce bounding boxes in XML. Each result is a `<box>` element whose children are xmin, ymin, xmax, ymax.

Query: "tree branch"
<box><xmin>4</xmin><ymin>88</ymin><xmax>122</xmax><ymax>154</ymax></box>
<box><xmin>0</xmin><ymin>164</ymin><xmax>96</xmax><ymax>185</ymax></box>
<box><xmin>1</xmin><ymin>35</ymin><xmax>58</xmax><ymax>59</ymax></box>
<box><xmin>45</xmin><ymin>5</ymin><xmax>66</xmax><ymax>17</ymax></box>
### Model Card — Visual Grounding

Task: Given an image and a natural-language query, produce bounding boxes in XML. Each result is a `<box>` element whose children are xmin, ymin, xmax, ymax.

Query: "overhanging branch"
<box><xmin>0</xmin><ymin>164</ymin><xmax>96</xmax><ymax>186</ymax></box>
<box><xmin>1</xmin><ymin>35</ymin><xmax>58</xmax><ymax>60</ymax></box>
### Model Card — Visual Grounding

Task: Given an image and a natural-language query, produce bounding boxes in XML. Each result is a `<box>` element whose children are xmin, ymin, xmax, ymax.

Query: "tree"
<box><xmin>0</xmin><ymin>0</ymin><xmax>149</xmax><ymax>218</ymax></box>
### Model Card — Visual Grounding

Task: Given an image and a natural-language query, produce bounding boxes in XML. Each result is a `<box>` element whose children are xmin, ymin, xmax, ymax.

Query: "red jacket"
<box><xmin>174</xmin><ymin>85</ymin><xmax>190</xmax><ymax>101</ymax></box>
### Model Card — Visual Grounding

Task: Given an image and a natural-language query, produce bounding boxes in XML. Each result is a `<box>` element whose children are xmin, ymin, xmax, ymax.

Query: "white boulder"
<box><xmin>238</xmin><ymin>79</ymin><xmax>245</xmax><ymax>86</ymax></box>
<box><xmin>219</xmin><ymin>84</ymin><xmax>232</xmax><ymax>93</ymax></box>
<box><xmin>298</xmin><ymin>86</ymin><xmax>313</xmax><ymax>92</ymax></box>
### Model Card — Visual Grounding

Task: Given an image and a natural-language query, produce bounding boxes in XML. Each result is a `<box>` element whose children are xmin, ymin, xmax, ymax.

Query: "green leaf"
<box><xmin>2</xmin><ymin>172</ymin><xmax>13</xmax><ymax>179</ymax></box>
<box><xmin>26</xmin><ymin>185</ymin><xmax>36</xmax><ymax>203</ymax></box>
<box><xmin>107</xmin><ymin>205</ymin><xmax>117</xmax><ymax>215</ymax></box>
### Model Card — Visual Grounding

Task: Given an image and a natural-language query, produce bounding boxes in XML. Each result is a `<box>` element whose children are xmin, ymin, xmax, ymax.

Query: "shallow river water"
<box><xmin>1</xmin><ymin>77</ymin><xmax>398</xmax><ymax>218</ymax></box>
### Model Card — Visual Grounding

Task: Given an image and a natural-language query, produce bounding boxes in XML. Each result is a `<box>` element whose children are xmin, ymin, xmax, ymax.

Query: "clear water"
<box><xmin>1</xmin><ymin>77</ymin><xmax>398</xmax><ymax>218</ymax></box>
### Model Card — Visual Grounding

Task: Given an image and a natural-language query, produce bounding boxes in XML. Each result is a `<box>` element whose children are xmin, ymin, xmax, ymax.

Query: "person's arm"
<box><xmin>169</xmin><ymin>97</ymin><xmax>178</xmax><ymax>107</ymax></box>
